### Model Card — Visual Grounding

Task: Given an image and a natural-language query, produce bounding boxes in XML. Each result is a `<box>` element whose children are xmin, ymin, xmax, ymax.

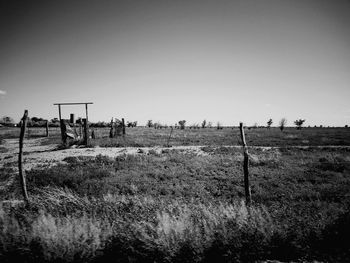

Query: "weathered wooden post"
<box><xmin>167</xmin><ymin>127</ymin><xmax>173</xmax><ymax>147</ymax></box>
<box><xmin>58</xmin><ymin>104</ymin><xmax>65</xmax><ymax>143</ymax></box>
<box><xmin>109</xmin><ymin>118</ymin><xmax>114</xmax><ymax>138</ymax></box>
<box><xmin>84</xmin><ymin>103</ymin><xmax>89</xmax><ymax>145</ymax></box>
<box><xmin>60</xmin><ymin>119</ymin><xmax>67</xmax><ymax>145</ymax></box>
<box><xmin>19</xmin><ymin>110</ymin><xmax>29</xmax><ymax>204</ymax></box>
<box><xmin>70</xmin><ymin>114</ymin><xmax>75</xmax><ymax>124</ymax></box>
<box><xmin>70</xmin><ymin>114</ymin><xmax>76</xmax><ymax>138</ymax></box>
<box><xmin>239</xmin><ymin>122</ymin><xmax>251</xmax><ymax>205</ymax></box>
<box><xmin>45</xmin><ymin>120</ymin><xmax>49</xmax><ymax>137</ymax></box>
<box><xmin>78</xmin><ymin>118</ymin><xmax>82</xmax><ymax>138</ymax></box>
<box><xmin>122</xmin><ymin>118</ymin><xmax>126</xmax><ymax>135</ymax></box>
<box><xmin>83</xmin><ymin>118</ymin><xmax>88</xmax><ymax>145</ymax></box>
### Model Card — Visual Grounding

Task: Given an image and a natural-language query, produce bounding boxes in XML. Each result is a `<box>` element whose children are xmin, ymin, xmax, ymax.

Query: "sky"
<box><xmin>1</xmin><ymin>0</ymin><xmax>350</xmax><ymax>126</ymax></box>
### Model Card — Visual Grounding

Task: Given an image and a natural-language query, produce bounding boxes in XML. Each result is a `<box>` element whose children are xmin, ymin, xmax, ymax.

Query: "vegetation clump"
<box><xmin>1</xmin><ymin>147</ymin><xmax>349</xmax><ymax>262</ymax></box>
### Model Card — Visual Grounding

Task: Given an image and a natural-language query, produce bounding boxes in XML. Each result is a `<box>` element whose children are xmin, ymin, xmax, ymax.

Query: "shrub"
<box><xmin>279</xmin><ymin>118</ymin><xmax>287</xmax><ymax>131</ymax></box>
<box><xmin>267</xmin><ymin>118</ymin><xmax>273</xmax><ymax>128</ymax></box>
<box><xmin>146</xmin><ymin>120</ymin><xmax>153</xmax><ymax>128</ymax></box>
<box><xmin>178</xmin><ymin>120</ymin><xmax>186</xmax><ymax>130</ymax></box>
<box><xmin>201</xmin><ymin>120</ymin><xmax>207</xmax><ymax>128</ymax></box>
<box><xmin>294</xmin><ymin>119</ymin><xmax>306</xmax><ymax>130</ymax></box>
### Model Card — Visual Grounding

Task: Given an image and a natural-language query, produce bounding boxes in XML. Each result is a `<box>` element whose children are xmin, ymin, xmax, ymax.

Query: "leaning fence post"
<box><xmin>19</xmin><ymin>110</ymin><xmax>29</xmax><ymax>205</ymax></box>
<box><xmin>239</xmin><ymin>122</ymin><xmax>251</xmax><ymax>205</ymax></box>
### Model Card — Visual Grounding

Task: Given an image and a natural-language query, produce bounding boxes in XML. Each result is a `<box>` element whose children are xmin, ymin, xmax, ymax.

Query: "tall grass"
<box><xmin>1</xmin><ymin>147</ymin><xmax>350</xmax><ymax>261</ymax></box>
<box><xmin>0</xmin><ymin>187</ymin><xmax>278</xmax><ymax>262</ymax></box>
<box><xmin>1</xmin><ymin>186</ymin><xmax>349</xmax><ymax>262</ymax></box>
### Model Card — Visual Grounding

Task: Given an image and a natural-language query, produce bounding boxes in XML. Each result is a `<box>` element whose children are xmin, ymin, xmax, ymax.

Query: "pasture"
<box><xmin>1</xmin><ymin>126</ymin><xmax>350</xmax><ymax>147</ymax></box>
<box><xmin>0</xmin><ymin>126</ymin><xmax>350</xmax><ymax>262</ymax></box>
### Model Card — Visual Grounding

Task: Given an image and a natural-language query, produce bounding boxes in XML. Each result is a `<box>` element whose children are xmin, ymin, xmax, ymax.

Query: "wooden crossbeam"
<box><xmin>53</xmin><ymin>102</ymin><xmax>93</xmax><ymax>105</ymax></box>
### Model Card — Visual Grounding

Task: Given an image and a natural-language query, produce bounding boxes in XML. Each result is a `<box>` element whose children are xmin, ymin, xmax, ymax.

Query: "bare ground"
<box><xmin>2</xmin><ymin>138</ymin><xmax>350</xmax><ymax>171</ymax></box>
<box><xmin>0</xmin><ymin>138</ymin><xmax>213</xmax><ymax>171</ymax></box>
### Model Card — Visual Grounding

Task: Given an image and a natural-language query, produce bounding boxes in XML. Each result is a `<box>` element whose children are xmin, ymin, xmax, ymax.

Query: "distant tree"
<box><xmin>207</xmin><ymin>121</ymin><xmax>212</xmax><ymax>128</ymax></box>
<box><xmin>267</xmin><ymin>118</ymin><xmax>273</xmax><ymax>128</ymax></box>
<box><xmin>201</xmin><ymin>119</ymin><xmax>207</xmax><ymax>128</ymax></box>
<box><xmin>279</xmin><ymin>118</ymin><xmax>287</xmax><ymax>131</ymax></box>
<box><xmin>154</xmin><ymin>122</ymin><xmax>161</xmax><ymax>129</ymax></box>
<box><xmin>294</xmin><ymin>119</ymin><xmax>306</xmax><ymax>130</ymax></box>
<box><xmin>127</xmin><ymin>121</ymin><xmax>137</xmax><ymax>127</ymax></box>
<box><xmin>146</xmin><ymin>120</ymin><xmax>153</xmax><ymax>128</ymax></box>
<box><xmin>1</xmin><ymin>116</ymin><xmax>14</xmax><ymax>125</ymax></box>
<box><xmin>178</xmin><ymin>120</ymin><xmax>186</xmax><ymax>130</ymax></box>
<box><xmin>345</xmin><ymin>125</ymin><xmax>348</xmax><ymax>128</ymax></box>
<box><xmin>31</xmin><ymin>116</ymin><xmax>44</xmax><ymax>122</ymax></box>
<box><xmin>51</xmin><ymin>118</ymin><xmax>59</xmax><ymax>123</ymax></box>
<box><xmin>92</xmin><ymin>121</ymin><xmax>108</xmax><ymax>128</ymax></box>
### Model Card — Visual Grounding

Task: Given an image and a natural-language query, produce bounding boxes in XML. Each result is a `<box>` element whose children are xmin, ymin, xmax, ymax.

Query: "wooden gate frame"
<box><xmin>53</xmin><ymin>102</ymin><xmax>93</xmax><ymax>145</ymax></box>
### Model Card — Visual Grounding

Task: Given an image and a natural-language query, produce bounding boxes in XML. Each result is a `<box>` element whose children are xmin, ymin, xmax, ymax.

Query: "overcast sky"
<box><xmin>1</xmin><ymin>0</ymin><xmax>350</xmax><ymax>126</ymax></box>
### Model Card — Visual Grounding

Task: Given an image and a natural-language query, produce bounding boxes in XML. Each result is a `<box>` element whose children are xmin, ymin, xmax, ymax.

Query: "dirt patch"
<box><xmin>2</xmin><ymin>138</ymin><xmax>350</xmax><ymax>172</ymax></box>
<box><xmin>0</xmin><ymin>138</ymin><xmax>211</xmax><ymax>171</ymax></box>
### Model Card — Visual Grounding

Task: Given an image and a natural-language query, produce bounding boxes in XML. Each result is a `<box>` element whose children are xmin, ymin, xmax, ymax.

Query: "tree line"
<box><xmin>1</xmin><ymin>116</ymin><xmax>347</xmax><ymax>129</ymax></box>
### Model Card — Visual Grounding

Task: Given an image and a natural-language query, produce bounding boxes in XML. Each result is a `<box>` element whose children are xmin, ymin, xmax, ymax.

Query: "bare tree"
<box><xmin>294</xmin><ymin>119</ymin><xmax>306</xmax><ymax>130</ymax></box>
<box><xmin>201</xmin><ymin>119</ymin><xmax>207</xmax><ymax>128</ymax></box>
<box><xmin>0</xmin><ymin>116</ymin><xmax>15</xmax><ymax>126</ymax></box>
<box><xmin>217</xmin><ymin>122</ymin><xmax>223</xmax><ymax>130</ymax></box>
<box><xmin>279</xmin><ymin>118</ymin><xmax>287</xmax><ymax>131</ymax></box>
<box><xmin>146</xmin><ymin>120</ymin><xmax>153</xmax><ymax>128</ymax></box>
<box><xmin>267</xmin><ymin>118</ymin><xmax>273</xmax><ymax>128</ymax></box>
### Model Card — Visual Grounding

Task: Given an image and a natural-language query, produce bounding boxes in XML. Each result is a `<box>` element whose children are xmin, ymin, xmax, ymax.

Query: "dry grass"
<box><xmin>2</xmin><ymin>126</ymin><xmax>350</xmax><ymax>147</ymax></box>
<box><xmin>0</xmin><ymin>188</ymin><xmax>277</xmax><ymax>262</ymax></box>
<box><xmin>1</xmin><ymin>126</ymin><xmax>350</xmax><ymax>262</ymax></box>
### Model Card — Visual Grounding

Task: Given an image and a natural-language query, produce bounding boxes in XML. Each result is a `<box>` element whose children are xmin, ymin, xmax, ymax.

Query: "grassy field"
<box><xmin>1</xmin><ymin>126</ymin><xmax>350</xmax><ymax>147</ymax></box>
<box><xmin>1</xmin><ymin>126</ymin><xmax>350</xmax><ymax>262</ymax></box>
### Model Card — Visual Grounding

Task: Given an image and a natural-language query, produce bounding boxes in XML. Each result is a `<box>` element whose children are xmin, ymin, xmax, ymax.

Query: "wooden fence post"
<box><xmin>239</xmin><ymin>122</ymin><xmax>251</xmax><ymax>205</ymax></box>
<box><xmin>167</xmin><ymin>127</ymin><xmax>173</xmax><ymax>147</ymax></box>
<box><xmin>83</xmin><ymin>118</ymin><xmax>88</xmax><ymax>145</ymax></box>
<box><xmin>60</xmin><ymin>119</ymin><xmax>67</xmax><ymax>145</ymax></box>
<box><xmin>58</xmin><ymin>104</ymin><xmax>65</xmax><ymax>142</ymax></box>
<box><xmin>109</xmin><ymin>118</ymin><xmax>114</xmax><ymax>138</ymax></box>
<box><xmin>79</xmin><ymin>119</ymin><xmax>82</xmax><ymax>138</ymax></box>
<box><xmin>45</xmin><ymin>120</ymin><xmax>49</xmax><ymax>137</ymax></box>
<box><xmin>19</xmin><ymin>110</ymin><xmax>29</xmax><ymax>204</ymax></box>
<box><xmin>122</xmin><ymin>118</ymin><xmax>126</xmax><ymax>135</ymax></box>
